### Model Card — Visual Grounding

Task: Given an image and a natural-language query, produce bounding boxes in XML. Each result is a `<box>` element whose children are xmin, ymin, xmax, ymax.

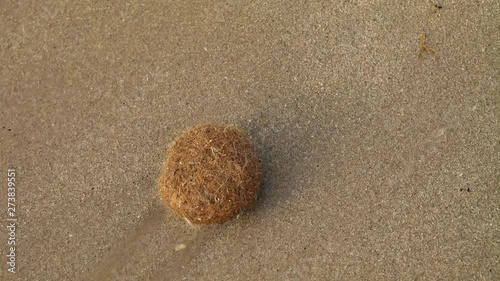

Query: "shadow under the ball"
<box><xmin>241</xmin><ymin>112</ymin><xmax>316</xmax><ymax>214</ymax></box>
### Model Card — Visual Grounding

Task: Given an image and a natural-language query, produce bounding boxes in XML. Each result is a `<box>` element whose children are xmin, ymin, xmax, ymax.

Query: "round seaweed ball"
<box><xmin>158</xmin><ymin>124</ymin><xmax>262</xmax><ymax>224</ymax></box>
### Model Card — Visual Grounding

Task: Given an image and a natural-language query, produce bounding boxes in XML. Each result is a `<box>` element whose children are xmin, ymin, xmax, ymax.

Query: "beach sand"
<box><xmin>1</xmin><ymin>1</ymin><xmax>499</xmax><ymax>280</ymax></box>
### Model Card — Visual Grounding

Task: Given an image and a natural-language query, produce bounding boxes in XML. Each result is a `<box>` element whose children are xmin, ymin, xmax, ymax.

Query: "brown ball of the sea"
<box><xmin>158</xmin><ymin>123</ymin><xmax>262</xmax><ymax>224</ymax></box>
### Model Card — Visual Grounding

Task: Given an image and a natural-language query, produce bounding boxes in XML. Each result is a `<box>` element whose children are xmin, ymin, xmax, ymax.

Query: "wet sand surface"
<box><xmin>1</xmin><ymin>1</ymin><xmax>499</xmax><ymax>280</ymax></box>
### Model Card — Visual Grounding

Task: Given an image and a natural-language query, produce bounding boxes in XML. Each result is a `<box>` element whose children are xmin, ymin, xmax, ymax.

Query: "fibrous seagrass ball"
<box><xmin>158</xmin><ymin>124</ymin><xmax>262</xmax><ymax>224</ymax></box>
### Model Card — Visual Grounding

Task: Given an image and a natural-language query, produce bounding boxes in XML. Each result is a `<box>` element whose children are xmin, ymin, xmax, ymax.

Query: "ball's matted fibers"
<box><xmin>158</xmin><ymin>124</ymin><xmax>262</xmax><ymax>224</ymax></box>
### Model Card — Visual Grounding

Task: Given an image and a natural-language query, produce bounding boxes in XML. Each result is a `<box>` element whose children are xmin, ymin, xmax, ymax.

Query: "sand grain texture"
<box><xmin>1</xmin><ymin>0</ymin><xmax>499</xmax><ymax>280</ymax></box>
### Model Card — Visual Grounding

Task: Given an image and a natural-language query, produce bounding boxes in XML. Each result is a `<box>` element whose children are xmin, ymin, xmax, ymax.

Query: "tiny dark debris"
<box><xmin>434</xmin><ymin>4</ymin><xmax>443</xmax><ymax>9</ymax></box>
